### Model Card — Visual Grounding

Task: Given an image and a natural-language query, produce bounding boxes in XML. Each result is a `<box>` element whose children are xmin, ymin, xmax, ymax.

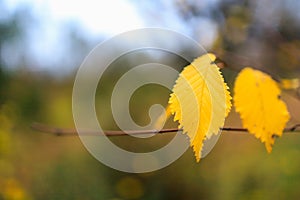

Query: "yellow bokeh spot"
<box><xmin>0</xmin><ymin>178</ymin><xmax>28</xmax><ymax>200</ymax></box>
<box><xmin>115</xmin><ymin>176</ymin><xmax>144</xmax><ymax>199</ymax></box>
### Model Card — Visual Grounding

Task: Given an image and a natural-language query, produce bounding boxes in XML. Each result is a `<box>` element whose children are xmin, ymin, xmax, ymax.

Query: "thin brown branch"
<box><xmin>30</xmin><ymin>54</ymin><xmax>300</xmax><ymax>137</ymax></box>
<box><xmin>31</xmin><ymin>122</ymin><xmax>300</xmax><ymax>136</ymax></box>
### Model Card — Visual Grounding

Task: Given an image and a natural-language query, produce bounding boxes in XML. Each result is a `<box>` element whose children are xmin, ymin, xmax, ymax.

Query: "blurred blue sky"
<box><xmin>1</xmin><ymin>0</ymin><xmax>144</xmax><ymax>73</ymax></box>
<box><xmin>3</xmin><ymin>0</ymin><xmax>145</xmax><ymax>36</ymax></box>
<box><xmin>0</xmin><ymin>0</ymin><xmax>221</xmax><ymax>75</ymax></box>
<box><xmin>1</xmin><ymin>0</ymin><xmax>300</xmax><ymax>75</ymax></box>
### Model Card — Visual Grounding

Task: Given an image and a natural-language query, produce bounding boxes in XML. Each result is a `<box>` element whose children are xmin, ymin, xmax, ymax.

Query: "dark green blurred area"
<box><xmin>1</xmin><ymin>0</ymin><xmax>300</xmax><ymax>200</ymax></box>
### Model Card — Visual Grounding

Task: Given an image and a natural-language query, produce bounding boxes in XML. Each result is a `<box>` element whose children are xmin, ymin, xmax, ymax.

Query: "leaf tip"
<box><xmin>265</xmin><ymin>142</ymin><xmax>273</xmax><ymax>154</ymax></box>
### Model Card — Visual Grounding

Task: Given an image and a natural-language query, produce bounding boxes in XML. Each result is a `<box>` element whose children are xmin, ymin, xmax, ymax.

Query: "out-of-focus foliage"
<box><xmin>0</xmin><ymin>65</ymin><xmax>299</xmax><ymax>199</ymax></box>
<box><xmin>0</xmin><ymin>0</ymin><xmax>299</xmax><ymax>200</ymax></box>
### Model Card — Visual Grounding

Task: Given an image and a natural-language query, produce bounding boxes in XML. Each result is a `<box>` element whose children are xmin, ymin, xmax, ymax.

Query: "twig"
<box><xmin>31</xmin><ymin>122</ymin><xmax>300</xmax><ymax>136</ymax></box>
<box><xmin>30</xmin><ymin>53</ymin><xmax>300</xmax><ymax>137</ymax></box>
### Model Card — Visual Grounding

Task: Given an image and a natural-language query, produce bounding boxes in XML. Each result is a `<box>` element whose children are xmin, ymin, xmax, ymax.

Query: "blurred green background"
<box><xmin>1</xmin><ymin>0</ymin><xmax>300</xmax><ymax>199</ymax></box>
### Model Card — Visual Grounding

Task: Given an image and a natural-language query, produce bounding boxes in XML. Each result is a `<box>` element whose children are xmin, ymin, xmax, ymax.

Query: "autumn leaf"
<box><xmin>234</xmin><ymin>67</ymin><xmax>290</xmax><ymax>152</ymax></box>
<box><xmin>169</xmin><ymin>53</ymin><xmax>232</xmax><ymax>162</ymax></box>
<box><xmin>280</xmin><ymin>78</ymin><xmax>299</xmax><ymax>90</ymax></box>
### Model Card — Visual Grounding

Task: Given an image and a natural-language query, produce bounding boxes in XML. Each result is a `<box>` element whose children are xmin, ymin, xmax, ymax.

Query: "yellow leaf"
<box><xmin>169</xmin><ymin>53</ymin><xmax>232</xmax><ymax>162</ymax></box>
<box><xmin>280</xmin><ymin>78</ymin><xmax>299</xmax><ymax>90</ymax></box>
<box><xmin>234</xmin><ymin>67</ymin><xmax>290</xmax><ymax>152</ymax></box>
